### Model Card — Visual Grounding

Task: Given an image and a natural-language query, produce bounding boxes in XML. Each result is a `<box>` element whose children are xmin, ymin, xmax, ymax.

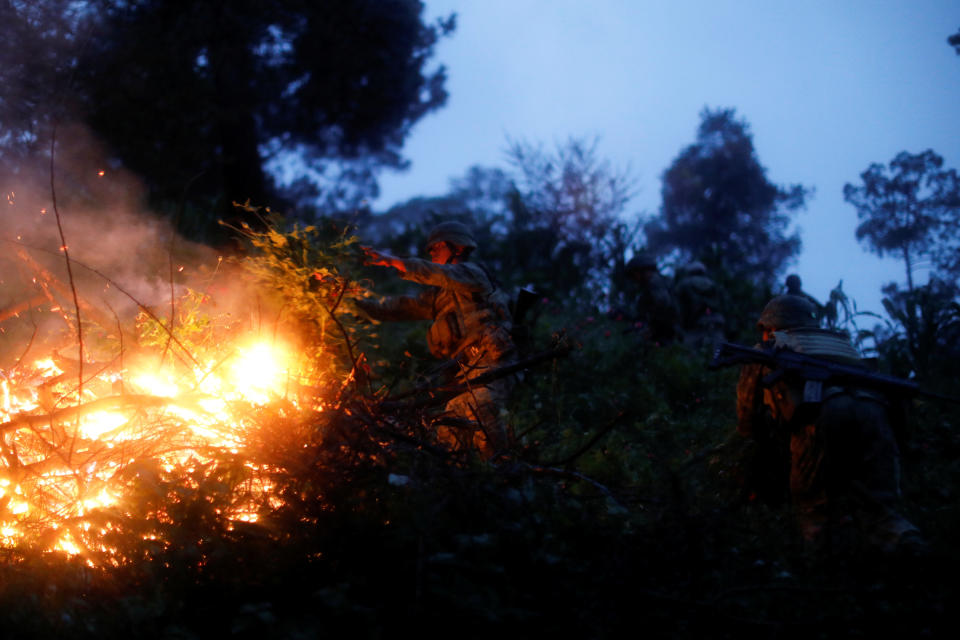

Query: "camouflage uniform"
<box><xmin>674</xmin><ymin>261</ymin><xmax>725</xmax><ymax>349</ymax></box>
<box><xmin>736</xmin><ymin>295</ymin><xmax>918</xmax><ymax>552</ymax></box>
<box><xmin>625</xmin><ymin>253</ymin><xmax>680</xmax><ymax>343</ymax></box>
<box><xmin>358</xmin><ymin>254</ymin><xmax>516</xmax><ymax>454</ymax></box>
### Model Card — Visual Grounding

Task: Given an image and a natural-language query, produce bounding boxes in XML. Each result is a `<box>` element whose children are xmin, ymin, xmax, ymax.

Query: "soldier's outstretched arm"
<box><xmin>360</xmin><ymin>246</ymin><xmax>407</xmax><ymax>273</ymax></box>
<box><xmin>399</xmin><ymin>259</ymin><xmax>492</xmax><ymax>293</ymax></box>
<box><xmin>354</xmin><ymin>290</ymin><xmax>434</xmax><ymax>322</ymax></box>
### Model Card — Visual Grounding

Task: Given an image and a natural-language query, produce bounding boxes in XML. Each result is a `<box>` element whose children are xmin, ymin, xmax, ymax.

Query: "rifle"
<box><xmin>709</xmin><ymin>341</ymin><xmax>960</xmax><ymax>405</ymax></box>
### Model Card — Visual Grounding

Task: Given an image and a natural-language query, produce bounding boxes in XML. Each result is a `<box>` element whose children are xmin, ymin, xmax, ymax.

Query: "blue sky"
<box><xmin>373</xmin><ymin>0</ymin><xmax>960</xmax><ymax>317</ymax></box>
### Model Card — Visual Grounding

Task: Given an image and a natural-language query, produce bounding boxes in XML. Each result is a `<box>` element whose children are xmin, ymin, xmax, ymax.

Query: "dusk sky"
<box><xmin>374</xmin><ymin>0</ymin><xmax>960</xmax><ymax>318</ymax></box>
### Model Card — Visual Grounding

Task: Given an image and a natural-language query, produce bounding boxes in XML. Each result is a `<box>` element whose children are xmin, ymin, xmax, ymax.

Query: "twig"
<box><xmin>518</xmin><ymin>462</ymin><xmax>628</xmax><ymax>511</ymax></box>
<box><xmin>379</xmin><ymin>345</ymin><xmax>571</xmax><ymax>411</ymax></box>
<box><xmin>163</xmin><ymin>170</ymin><xmax>205</xmax><ymax>365</ymax></box>
<box><xmin>11</xmin><ymin>324</ymin><xmax>39</xmax><ymax>375</ymax></box>
<box><xmin>8</xmin><ymin>240</ymin><xmax>201</xmax><ymax>369</ymax></box>
<box><xmin>541</xmin><ymin>410</ymin><xmax>629</xmax><ymax>467</ymax></box>
<box><xmin>319</xmin><ymin>280</ymin><xmax>367</xmax><ymax>397</ymax></box>
<box><xmin>0</xmin><ymin>294</ymin><xmax>48</xmax><ymax>322</ymax></box>
<box><xmin>14</xmin><ymin>248</ymin><xmax>122</xmax><ymax>339</ymax></box>
<box><xmin>48</xmin><ymin>126</ymin><xmax>84</xmax><ymax>403</ymax></box>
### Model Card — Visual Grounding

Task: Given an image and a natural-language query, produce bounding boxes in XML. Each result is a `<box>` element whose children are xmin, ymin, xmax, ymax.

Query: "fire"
<box><xmin>0</xmin><ymin>330</ymin><xmax>317</xmax><ymax>559</ymax></box>
<box><xmin>228</xmin><ymin>341</ymin><xmax>292</xmax><ymax>403</ymax></box>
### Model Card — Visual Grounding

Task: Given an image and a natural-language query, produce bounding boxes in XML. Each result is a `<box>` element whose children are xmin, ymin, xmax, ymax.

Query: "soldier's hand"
<box><xmin>360</xmin><ymin>246</ymin><xmax>385</xmax><ymax>266</ymax></box>
<box><xmin>360</xmin><ymin>246</ymin><xmax>405</xmax><ymax>272</ymax></box>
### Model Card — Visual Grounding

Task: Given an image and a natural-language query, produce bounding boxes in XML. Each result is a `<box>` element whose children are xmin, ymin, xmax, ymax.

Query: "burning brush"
<box><xmin>0</xmin><ymin>243</ymin><xmax>335</xmax><ymax>559</ymax></box>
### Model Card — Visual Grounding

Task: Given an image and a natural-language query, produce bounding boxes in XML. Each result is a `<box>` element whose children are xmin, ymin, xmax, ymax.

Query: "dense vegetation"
<box><xmin>0</xmin><ymin>220</ymin><xmax>957</xmax><ymax>639</ymax></box>
<box><xmin>1</xmin><ymin>4</ymin><xmax>959</xmax><ymax>637</ymax></box>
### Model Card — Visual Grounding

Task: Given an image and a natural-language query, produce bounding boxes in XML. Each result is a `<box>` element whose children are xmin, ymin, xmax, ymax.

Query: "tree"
<box><xmin>0</xmin><ymin>0</ymin><xmax>84</xmax><ymax>177</ymax></box>
<box><xmin>0</xmin><ymin>0</ymin><xmax>454</xmax><ymax>245</ymax></box>
<box><xmin>843</xmin><ymin>149</ymin><xmax>960</xmax><ymax>292</ymax></box>
<box><xmin>356</xmin><ymin>165</ymin><xmax>512</xmax><ymax>261</ymax></box>
<box><xmin>503</xmin><ymin>137</ymin><xmax>639</xmax><ymax>306</ymax></box>
<box><xmin>843</xmin><ymin>150</ymin><xmax>960</xmax><ymax>378</ymax></box>
<box><xmin>646</xmin><ymin>108</ymin><xmax>809</xmax><ymax>288</ymax></box>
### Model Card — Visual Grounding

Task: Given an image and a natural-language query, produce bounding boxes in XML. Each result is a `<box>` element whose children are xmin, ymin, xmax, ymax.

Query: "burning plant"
<box><xmin>0</xmin><ymin>215</ymin><xmax>372</xmax><ymax>562</ymax></box>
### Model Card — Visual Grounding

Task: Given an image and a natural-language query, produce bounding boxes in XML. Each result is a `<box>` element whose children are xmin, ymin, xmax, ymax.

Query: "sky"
<box><xmin>373</xmin><ymin>0</ymin><xmax>960</xmax><ymax>318</ymax></box>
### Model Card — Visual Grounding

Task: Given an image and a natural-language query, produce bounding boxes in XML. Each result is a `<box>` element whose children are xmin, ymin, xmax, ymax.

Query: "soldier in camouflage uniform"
<box><xmin>674</xmin><ymin>261</ymin><xmax>725</xmax><ymax>349</ymax></box>
<box><xmin>357</xmin><ymin>222</ymin><xmax>516</xmax><ymax>456</ymax></box>
<box><xmin>736</xmin><ymin>295</ymin><xmax>920</xmax><ymax>554</ymax></box>
<box><xmin>624</xmin><ymin>252</ymin><xmax>680</xmax><ymax>343</ymax></box>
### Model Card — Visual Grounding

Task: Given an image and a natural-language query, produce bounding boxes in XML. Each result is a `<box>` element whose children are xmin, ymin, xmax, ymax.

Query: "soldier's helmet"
<box><xmin>625</xmin><ymin>252</ymin><xmax>657</xmax><ymax>274</ymax></box>
<box><xmin>757</xmin><ymin>295</ymin><xmax>818</xmax><ymax>331</ymax></box>
<box><xmin>785</xmin><ymin>274</ymin><xmax>803</xmax><ymax>294</ymax></box>
<box><xmin>426</xmin><ymin>221</ymin><xmax>477</xmax><ymax>251</ymax></box>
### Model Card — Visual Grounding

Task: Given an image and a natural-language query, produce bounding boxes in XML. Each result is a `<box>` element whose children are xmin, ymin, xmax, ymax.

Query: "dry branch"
<box><xmin>15</xmin><ymin>247</ymin><xmax>118</xmax><ymax>332</ymax></box>
<box><xmin>0</xmin><ymin>393</ymin><xmax>206</xmax><ymax>435</ymax></box>
<box><xmin>0</xmin><ymin>294</ymin><xmax>49</xmax><ymax>323</ymax></box>
<box><xmin>378</xmin><ymin>344</ymin><xmax>571</xmax><ymax>411</ymax></box>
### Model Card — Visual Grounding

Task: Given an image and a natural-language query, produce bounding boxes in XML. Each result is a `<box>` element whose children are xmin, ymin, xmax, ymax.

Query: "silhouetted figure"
<box><xmin>624</xmin><ymin>253</ymin><xmax>680</xmax><ymax>343</ymax></box>
<box><xmin>736</xmin><ymin>295</ymin><xmax>921</xmax><ymax>555</ymax></box>
<box><xmin>785</xmin><ymin>274</ymin><xmax>825</xmax><ymax>323</ymax></box>
<box><xmin>356</xmin><ymin>221</ymin><xmax>516</xmax><ymax>456</ymax></box>
<box><xmin>674</xmin><ymin>261</ymin><xmax>725</xmax><ymax>349</ymax></box>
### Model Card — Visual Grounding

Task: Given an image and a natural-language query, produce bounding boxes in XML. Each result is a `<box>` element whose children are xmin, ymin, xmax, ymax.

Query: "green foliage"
<box><xmin>3</xmin><ymin>279</ymin><xmax>960</xmax><ymax>637</ymax></box>
<box><xmin>135</xmin><ymin>287</ymin><xmax>217</xmax><ymax>351</ymax></box>
<box><xmin>873</xmin><ymin>278</ymin><xmax>960</xmax><ymax>382</ymax></box>
<box><xmin>227</xmin><ymin>212</ymin><xmax>376</xmax><ymax>389</ymax></box>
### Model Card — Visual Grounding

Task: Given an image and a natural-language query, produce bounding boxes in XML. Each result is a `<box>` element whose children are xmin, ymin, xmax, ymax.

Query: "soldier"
<box><xmin>624</xmin><ymin>252</ymin><xmax>680</xmax><ymax>343</ymax></box>
<box><xmin>356</xmin><ymin>221</ymin><xmax>516</xmax><ymax>456</ymax></box>
<box><xmin>736</xmin><ymin>295</ymin><xmax>921</xmax><ymax>554</ymax></box>
<box><xmin>674</xmin><ymin>261</ymin><xmax>725</xmax><ymax>349</ymax></box>
<box><xmin>784</xmin><ymin>274</ymin><xmax>825</xmax><ymax>323</ymax></box>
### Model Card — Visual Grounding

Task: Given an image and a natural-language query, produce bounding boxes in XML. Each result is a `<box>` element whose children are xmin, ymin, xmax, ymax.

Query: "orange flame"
<box><xmin>0</xmin><ymin>332</ymin><xmax>317</xmax><ymax>558</ymax></box>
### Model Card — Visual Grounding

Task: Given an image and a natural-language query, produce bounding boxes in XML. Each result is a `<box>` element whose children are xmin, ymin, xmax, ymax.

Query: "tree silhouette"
<box><xmin>844</xmin><ymin>149</ymin><xmax>960</xmax><ymax>378</ymax></box>
<box><xmin>646</xmin><ymin>108</ymin><xmax>809</xmax><ymax>289</ymax></box>
<box><xmin>843</xmin><ymin>149</ymin><xmax>960</xmax><ymax>292</ymax></box>
<box><xmin>0</xmin><ymin>0</ymin><xmax>454</xmax><ymax>245</ymax></box>
<box><xmin>504</xmin><ymin>137</ymin><xmax>639</xmax><ymax>306</ymax></box>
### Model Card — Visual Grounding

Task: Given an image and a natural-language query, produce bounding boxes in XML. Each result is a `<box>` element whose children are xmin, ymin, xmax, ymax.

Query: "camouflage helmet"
<box><xmin>625</xmin><ymin>252</ymin><xmax>657</xmax><ymax>274</ymax></box>
<box><xmin>426</xmin><ymin>221</ymin><xmax>477</xmax><ymax>250</ymax></box>
<box><xmin>757</xmin><ymin>295</ymin><xmax>818</xmax><ymax>331</ymax></box>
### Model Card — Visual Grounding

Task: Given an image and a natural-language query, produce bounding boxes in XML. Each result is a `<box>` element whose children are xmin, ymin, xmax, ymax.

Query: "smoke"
<box><xmin>0</xmin><ymin>122</ymin><xmax>231</xmax><ymax>367</ymax></box>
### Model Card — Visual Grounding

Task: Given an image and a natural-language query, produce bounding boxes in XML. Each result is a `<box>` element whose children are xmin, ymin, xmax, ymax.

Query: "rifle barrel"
<box><xmin>710</xmin><ymin>342</ymin><xmax>960</xmax><ymax>405</ymax></box>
